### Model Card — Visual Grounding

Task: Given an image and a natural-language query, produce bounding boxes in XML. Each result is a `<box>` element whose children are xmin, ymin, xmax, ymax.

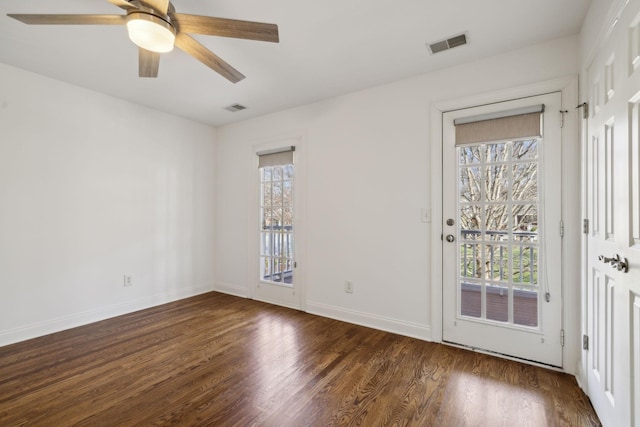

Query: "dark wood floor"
<box><xmin>0</xmin><ymin>292</ymin><xmax>600</xmax><ymax>426</ymax></box>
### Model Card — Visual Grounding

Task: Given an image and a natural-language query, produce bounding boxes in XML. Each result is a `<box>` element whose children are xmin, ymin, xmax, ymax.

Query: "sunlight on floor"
<box><xmin>448</xmin><ymin>371</ymin><xmax>548</xmax><ymax>426</ymax></box>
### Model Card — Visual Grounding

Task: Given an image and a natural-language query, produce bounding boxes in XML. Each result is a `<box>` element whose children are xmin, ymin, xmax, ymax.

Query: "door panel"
<box><xmin>442</xmin><ymin>92</ymin><xmax>563</xmax><ymax>367</ymax></box>
<box><xmin>585</xmin><ymin>1</ymin><xmax>640</xmax><ymax>424</ymax></box>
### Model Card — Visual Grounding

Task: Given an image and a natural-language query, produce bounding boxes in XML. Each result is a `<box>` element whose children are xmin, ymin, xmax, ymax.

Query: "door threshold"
<box><xmin>442</xmin><ymin>339</ymin><xmax>564</xmax><ymax>372</ymax></box>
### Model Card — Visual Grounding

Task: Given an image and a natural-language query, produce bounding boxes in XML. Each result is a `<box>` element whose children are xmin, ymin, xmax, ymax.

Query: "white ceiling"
<box><xmin>0</xmin><ymin>0</ymin><xmax>591</xmax><ymax>127</ymax></box>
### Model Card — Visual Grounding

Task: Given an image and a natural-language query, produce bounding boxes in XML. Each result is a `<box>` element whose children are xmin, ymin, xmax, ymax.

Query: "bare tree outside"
<box><xmin>458</xmin><ymin>139</ymin><xmax>539</xmax><ymax>288</ymax></box>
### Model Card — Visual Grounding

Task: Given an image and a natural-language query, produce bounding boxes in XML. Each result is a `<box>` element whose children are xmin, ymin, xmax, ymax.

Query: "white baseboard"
<box><xmin>306</xmin><ymin>301</ymin><xmax>432</xmax><ymax>342</ymax></box>
<box><xmin>1</xmin><ymin>283</ymin><xmax>433</xmax><ymax>348</ymax></box>
<box><xmin>214</xmin><ymin>282</ymin><xmax>248</xmax><ymax>298</ymax></box>
<box><xmin>574</xmin><ymin>360</ymin><xmax>587</xmax><ymax>392</ymax></box>
<box><xmin>0</xmin><ymin>283</ymin><xmax>215</xmax><ymax>347</ymax></box>
<box><xmin>214</xmin><ymin>284</ymin><xmax>432</xmax><ymax>341</ymax></box>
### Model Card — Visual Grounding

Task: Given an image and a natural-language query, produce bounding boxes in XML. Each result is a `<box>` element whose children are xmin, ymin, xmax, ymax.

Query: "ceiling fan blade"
<box><xmin>7</xmin><ymin>14</ymin><xmax>126</xmax><ymax>25</ymax></box>
<box><xmin>139</xmin><ymin>0</ymin><xmax>169</xmax><ymax>14</ymax></box>
<box><xmin>139</xmin><ymin>48</ymin><xmax>160</xmax><ymax>78</ymax></box>
<box><xmin>174</xmin><ymin>33</ymin><xmax>245</xmax><ymax>83</ymax></box>
<box><xmin>173</xmin><ymin>14</ymin><xmax>279</xmax><ymax>43</ymax></box>
<box><xmin>105</xmin><ymin>0</ymin><xmax>137</xmax><ymax>11</ymax></box>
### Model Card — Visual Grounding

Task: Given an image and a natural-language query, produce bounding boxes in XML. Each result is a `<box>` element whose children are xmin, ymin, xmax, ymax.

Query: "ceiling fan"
<box><xmin>7</xmin><ymin>0</ymin><xmax>279</xmax><ymax>82</ymax></box>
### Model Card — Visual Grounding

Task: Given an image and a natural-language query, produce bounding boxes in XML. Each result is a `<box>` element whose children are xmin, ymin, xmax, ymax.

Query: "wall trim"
<box><xmin>306</xmin><ymin>301</ymin><xmax>432</xmax><ymax>342</ymax></box>
<box><xmin>0</xmin><ymin>283</ymin><xmax>215</xmax><ymax>347</ymax></box>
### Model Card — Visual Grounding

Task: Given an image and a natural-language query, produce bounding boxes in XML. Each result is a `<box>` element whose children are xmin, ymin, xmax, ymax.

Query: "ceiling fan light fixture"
<box><xmin>126</xmin><ymin>12</ymin><xmax>175</xmax><ymax>53</ymax></box>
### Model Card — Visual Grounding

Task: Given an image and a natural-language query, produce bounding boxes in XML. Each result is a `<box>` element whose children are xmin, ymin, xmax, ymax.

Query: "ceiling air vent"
<box><xmin>224</xmin><ymin>103</ymin><xmax>247</xmax><ymax>112</ymax></box>
<box><xmin>427</xmin><ymin>32</ymin><xmax>468</xmax><ymax>55</ymax></box>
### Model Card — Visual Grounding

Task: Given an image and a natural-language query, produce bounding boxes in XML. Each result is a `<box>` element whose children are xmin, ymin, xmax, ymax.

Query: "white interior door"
<box><xmin>584</xmin><ymin>1</ymin><xmax>640</xmax><ymax>425</ymax></box>
<box><xmin>442</xmin><ymin>92</ymin><xmax>564</xmax><ymax>367</ymax></box>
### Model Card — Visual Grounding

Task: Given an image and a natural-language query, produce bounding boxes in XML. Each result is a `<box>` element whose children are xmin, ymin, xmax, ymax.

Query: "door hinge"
<box><xmin>294</xmin><ymin>261</ymin><xmax>297</xmax><ymax>268</ymax></box>
<box><xmin>560</xmin><ymin>329</ymin><xmax>565</xmax><ymax>347</ymax></box>
<box><xmin>577</xmin><ymin>102</ymin><xmax>589</xmax><ymax>119</ymax></box>
<box><xmin>560</xmin><ymin>220</ymin><xmax>565</xmax><ymax>237</ymax></box>
<box><xmin>583</xmin><ymin>334</ymin><xmax>589</xmax><ymax>350</ymax></box>
<box><xmin>583</xmin><ymin>218</ymin><xmax>589</xmax><ymax>234</ymax></box>
<box><xmin>560</xmin><ymin>110</ymin><xmax>568</xmax><ymax>128</ymax></box>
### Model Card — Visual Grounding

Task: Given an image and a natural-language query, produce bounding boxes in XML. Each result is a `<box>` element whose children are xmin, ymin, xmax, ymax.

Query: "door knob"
<box><xmin>446</xmin><ymin>234</ymin><xmax>455</xmax><ymax>243</ymax></box>
<box><xmin>598</xmin><ymin>254</ymin><xmax>629</xmax><ymax>273</ymax></box>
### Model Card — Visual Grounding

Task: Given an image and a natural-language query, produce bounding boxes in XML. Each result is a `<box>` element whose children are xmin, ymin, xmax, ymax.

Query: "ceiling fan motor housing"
<box><xmin>126</xmin><ymin>2</ymin><xmax>176</xmax><ymax>53</ymax></box>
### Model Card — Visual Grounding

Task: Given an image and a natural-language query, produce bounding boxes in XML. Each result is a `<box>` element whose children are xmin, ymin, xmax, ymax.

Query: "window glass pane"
<box><xmin>514</xmin><ymin>289</ymin><xmax>538</xmax><ymax>327</ymax></box>
<box><xmin>284</xmin><ymin>164</ymin><xmax>294</xmax><ymax>179</ymax></box>
<box><xmin>286</xmin><ymin>235</ymin><xmax>293</xmax><ymax>258</ymax></box>
<box><xmin>512</xmin><ymin>246</ymin><xmax>538</xmax><ymax>285</ymax></box>
<box><xmin>459</xmin><ymin>146</ymin><xmax>481</xmax><ymax>165</ymax></box>
<box><xmin>283</xmin><ymin>207</ymin><xmax>293</xmax><ymax>227</ymax></box>
<box><xmin>461</xmin><ymin>282</ymin><xmax>482</xmax><ymax>318</ymax></box>
<box><xmin>272</xmin><ymin>258</ymin><xmax>283</xmax><ymax>282</ymax></box>
<box><xmin>282</xmin><ymin>234</ymin><xmax>291</xmax><ymax>258</ymax></box>
<box><xmin>485</xmin><ymin>165</ymin><xmax>509</xmax><ymax>201</ymax></box>
<box><xmin>513</xmin><ymin>205</ymin><xmax>538</xmax><ymax>233</ymax></box>
<box><xmin>486</xmin><ymin>285</ymin><xmax>509</xmax><ymax>322</ymax></box>
<box><xmin>273</xmin><ymin>166</ymin><xmax>283</xmax><ymax>181</ymax></box>
<box><xmin>485</xmin><ymin>143</ymin><xmax>508</xmax><ymax>163</ymax></box>
<box><xmin>262</xmin><ymin>167</ymin><xmax>272</xmax><ymax>182</ymax></box>
<box><xmin>284</xmin><ymin>259</ymin><xmax>293</xmax><ymax>284</ymax></box>
<box><xmin>460</xmin><ymin>243</ymin><xmax>480</xmax><ymax>278</ymax></box>
<box><xmin>262</xmin><ymin>208</ymin><xmax>272</xmax><ymax>230</ymax></box>
<box><xmin>283</xmin><ymin>181</ymin><xmax>293</xmax><ymax>206</ymax></box>
<box><xmin>261</xmin><ymin>232</ymin><xmax>271</xmax><ymax>256</ymax></box>
<box><xmin>513</xmin><ymin>139</ymin><xmax>538</xmax><ymax>160</ymax></box>
<box><xmin>460</xmin><ymin>205</ymin><xmax>482</xmax><ymax>240</ymax></box>
<box><xmin>271</xmin><ymin>232</ymin><xmax>281</xmax><ymax>257</ymax></box>
<box><xmin>459</xmin><ymin>166</ymin><xmax>481</xmax><ymax>202</ymax></box>
<box><xmin>485</xmin><ymin>244</ymin><xmax>509</xmax><ymax>281</ymax></box>
<box><xmin>272</xmin><ymin>207</ymin><xmax>283</xmax><ymax>228</ymax></box>
<box><xmin>485</xmin><ymin>204</ymin><xmax>509</xmax><ymax>233</ymax></box>
<box><xmin>513</xmin><ymin>163</ymin><xmax>538</xmax><ymax>201</ymax></box>
<box><xmin>262</xmin><ymin>182</ymin><xmax>272</xmax><ymax>206</ymax></box>
<box><xmin>261</xmin><ymin>256</ymin><xmax>271</xmax><ymax>281</ymax></box>
<box><xmin>272</xmin><ymin>182</ymin><xmax>283</xmax><ymax>207</ymax></box>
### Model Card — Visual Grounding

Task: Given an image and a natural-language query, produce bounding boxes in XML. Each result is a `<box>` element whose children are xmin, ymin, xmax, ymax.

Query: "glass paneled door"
<box><xmin>442</xmin><ymin>92</ymin><xmax>564</xmax><ymax>367</ymax></box>
<box><xmin>254</xmin><ymin>145</ymin><xmax>300</xmax><ymax>309</ymax></box>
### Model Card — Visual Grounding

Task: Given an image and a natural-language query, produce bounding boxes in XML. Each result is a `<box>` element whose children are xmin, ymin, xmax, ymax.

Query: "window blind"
<box><xmin>453</xmin><ymin>105</ymin><xmax>544</xmax><ymax>145</ymax></box>
<box><xmin>257</xmin><ymin>146</ymin><xmax>295</xmax><ymax>168</ymax></box>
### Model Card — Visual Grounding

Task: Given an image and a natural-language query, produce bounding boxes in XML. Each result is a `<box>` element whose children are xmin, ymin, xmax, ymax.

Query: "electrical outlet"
<box><xmin>345</xmin><ymin>280</ymin><xmax>354</xmax><ymax>293</ymax></box>
<box><xmin>124</xmin><ymin>275</ymin><xmax>133</xmax><ymax>287</ymax></box>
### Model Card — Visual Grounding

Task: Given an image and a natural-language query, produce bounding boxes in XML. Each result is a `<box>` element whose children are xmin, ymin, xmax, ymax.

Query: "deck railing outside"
<box><xmin>459</xmin><ymin>229</ymin><xmax>539</xmax><ymax>326</ymax></box>
<box><xmin>261</xmin><ymin>224</ymin><xmax>293</xmax><ymax>284</ymax></box>
<box><xmin>460</xmin><ymin>229</ymin><xmax>537</xmax><ymax>284</ymax></box>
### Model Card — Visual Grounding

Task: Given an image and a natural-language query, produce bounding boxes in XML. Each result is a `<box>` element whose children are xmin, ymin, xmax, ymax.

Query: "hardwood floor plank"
<box><xmin>0</xmin><ymin>292</ymin><xmax>600</xmax><ymax>426</ymax></box>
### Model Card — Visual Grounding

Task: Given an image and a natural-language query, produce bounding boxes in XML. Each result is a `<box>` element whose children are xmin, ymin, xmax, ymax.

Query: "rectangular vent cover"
<box><xmin>428</xmin><ymin>33</ymin><xmax>468</xmax><ymax>55</ymax></box>
<box><xmin>224</xmin><ymin>103</ymin><xmax>247</xmax><ymax>112</ymax></box>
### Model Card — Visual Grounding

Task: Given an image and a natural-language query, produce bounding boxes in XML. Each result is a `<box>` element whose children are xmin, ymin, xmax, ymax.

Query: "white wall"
<box><xmin>0</xmin><ymin>63</ymin><xmax>217</xmax><ymax>346</ymax></box>
<box><xmin>214</xmin><ymin>36</ymin><xmax>580</xmax><ymax>341</ymax></box>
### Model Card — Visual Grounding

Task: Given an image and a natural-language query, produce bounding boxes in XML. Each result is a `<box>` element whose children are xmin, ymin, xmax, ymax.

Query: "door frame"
<box><xmin>430</xmin><ymin>76</ymin><xmax>580</xmax><ymax>373</ymax></box>
<box><xmin>248</xmin><ymin>132</ymin><xmax>308</xmax><ymax>311</ymax></box>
